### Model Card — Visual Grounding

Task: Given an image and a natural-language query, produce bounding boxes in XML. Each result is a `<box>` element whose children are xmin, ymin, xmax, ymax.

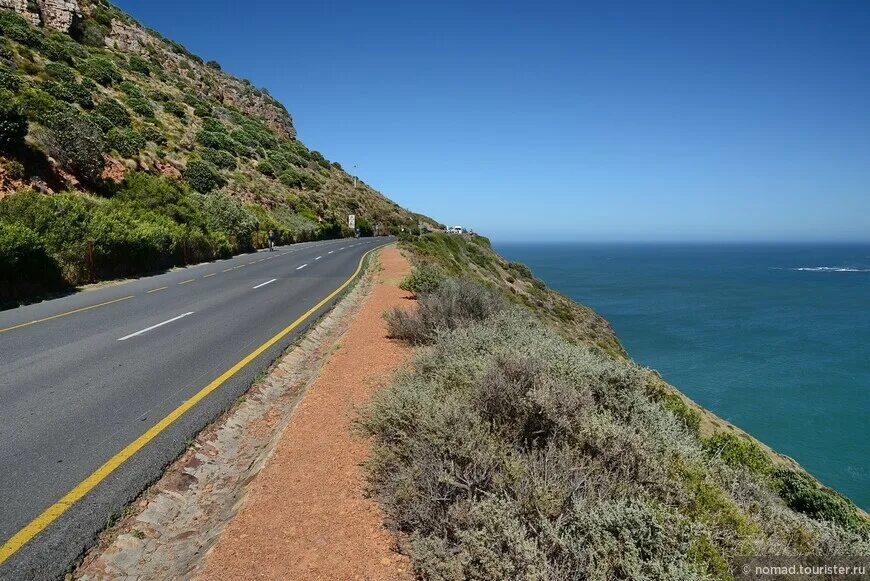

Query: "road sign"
<box><xmin>348</xmin><ymin>214</ymin><xmax>355</xmax><ymax>229</ymax></box>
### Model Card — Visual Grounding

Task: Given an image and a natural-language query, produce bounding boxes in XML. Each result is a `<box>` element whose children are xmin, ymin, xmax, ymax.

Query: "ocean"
<box><xmin>496</xmin><ymin>242</ymin><xmax>870</xmax><ymax>510</ymax></box>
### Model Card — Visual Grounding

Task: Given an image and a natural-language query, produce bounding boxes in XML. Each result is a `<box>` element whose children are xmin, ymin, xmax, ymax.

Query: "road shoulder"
<box><xmin>76</xmin><ymin>245</ymin><xmax>412</xmax><ymax>580</ymax></box>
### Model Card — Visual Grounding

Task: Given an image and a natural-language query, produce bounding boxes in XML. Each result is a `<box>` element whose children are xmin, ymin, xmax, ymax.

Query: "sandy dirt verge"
<box><xmin>196</xmin><ymin>244</ymin><xmax>412</xmax><ymax>580</ymax></box>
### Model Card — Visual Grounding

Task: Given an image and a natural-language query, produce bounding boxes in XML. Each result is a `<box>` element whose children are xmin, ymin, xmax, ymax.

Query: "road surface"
<box><xmin>0</xmin><ymin>236</ymin><xmax>391</xmax><ymax>580</ymax></box>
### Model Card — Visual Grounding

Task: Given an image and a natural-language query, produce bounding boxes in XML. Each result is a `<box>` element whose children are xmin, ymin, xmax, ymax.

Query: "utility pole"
<box><xmin>352</xmin><ymin>164</ymin><xmax>358</xmax><ymax>189</ymax></box>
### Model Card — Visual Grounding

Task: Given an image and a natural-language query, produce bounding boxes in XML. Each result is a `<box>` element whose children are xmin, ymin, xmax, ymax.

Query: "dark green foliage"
<box><xmin>183</xmin><ymin>94</ymin><xmax>212</xmax><ymax>118</ymax></box>
<box><xmin>199</xmin><ymin>147</ymin><xmax>236</xmax><ymax>170</ymax></box>
<box><xmin>127</xmin><ymin>55</ymin><xmax>151</xmax><ymax>76</ymax></box>
<box><xmin>0</xmin><ymin>221</ymin><xmax>65</xmax><ymax>301</ymax></box>
<box><xmin>201</xmin><ymin>118</ymin><xmax>227</xmax><ymax>133</ymax></box>
<box><xmin>79</xmin><ymin>57</ymin><xmax>121</xmax><ymax>86</ymax></box>
<box><xmin>19</xmin><ymin>86</ymin><xmax>69</xmax><ymax>120</ymax></box>
<box><xmin>205</xmin><ymin>60</ymin><xmax>221</xmax><ymax>70</ymax></box>
<box><xmin>703</xmin><ymin>432</ymin><xmax>773</xmax><ymax>475</ymax></box>
<box><xmin>399</xmin><ymin>264</ymin><xmax>444</xmax><ymax>296</ymax></box>
<box><xmin>656</xmin><ymin>390</ymin><xmax>702</xmax><ymax>435</ymax></box>
<box><xmin>0</xmin><ymin>93</ymin><xmax>27</xmax><ymax>149</ymax></box>
<box><xmin>772</xmin><ymin>468</ymin><xmax>866</xmax><ymax>532</ymax></box>
<box><xmin>183</xmin><ymin>159</ymin><xmax>225</xmax><ymax>193</ymax></box>
<box><xmin>0</xmin><ymin>10</ymin><xmax>42</xmax><ymax>48</ymax></box>
<box><xmin>195</xmin><ymin>129</ymin><xmax>238</xmax><ymax>153</ymax></box>
<box><xmin>79</xmin><ymin>20</ymin><xmax>108</xmax><ymax>48</ymax></box>
<box><xmin>88</xmin><ymin>113</ymin><xmax>113</xmax><ymax>133</ymax></box>
<box><xmin>141</xmin><ymin>125</ymin><xmax>166</xmax><ymax>145</ymax></box>
<box><xmin>256</xmin><ymin>159</ymin><xmax>276</xmax><ymax>177</ymax></box>
<box><xmin>41</xmin><ymin>80</ymin><xmax>93</xmax><ymax>109</ymax></box>
<box><xmin>278</xmin><ymin>167</ymin><xmax>320</xmax><ymax>190</ymax></box>
<box><xmin>0</xmin><ymin>67</ymin><xmax>21</xmax><ymax>92</ymax></box>
<box><xmin>42</xmin><ymin>31</ymin><xmax>85</xmax><ymax>64</ymax></box>
<box><xmin>125</xmin><ymin>95</ymin><xmax>154</xmax><ymax>118</ymax></box>
<box><xmin>118</xmin><ymin>80</ymin><xmax>144</xmax><ymax>99</ymax></box>
<box><xmin>162</xmin><ymin>100</ymin><xmax>186</xmax><ymax>119</ymax></box>
<box><xmin>42</xmin><ymin>110</ymin><xmax>105</xmax><ymax>182</ymax></box>
<box><xmin>94</xmin><ymin>98</ymin><xmax>130</xmax><ymax>128</ymax></box>
<box><xmin>45</xmin><ymin>62</ymin><xmax>77</xmax><ymax>83</ymax></box>
<box><xmin>106</xmin><ymin>127</ymin><xmax>145</xmax><ymax>158</ymax></box>
<box><xmin>4</xmin><ymin>159</ymin><xmax>24</xmax><ymax>179</ymax></box>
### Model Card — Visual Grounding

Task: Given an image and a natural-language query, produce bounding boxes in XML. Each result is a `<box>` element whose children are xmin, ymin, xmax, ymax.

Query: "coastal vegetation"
<box><xmin>361</xmin><ymin>233</ymin><xmax>870</xmax><ymax>580</ymax></box>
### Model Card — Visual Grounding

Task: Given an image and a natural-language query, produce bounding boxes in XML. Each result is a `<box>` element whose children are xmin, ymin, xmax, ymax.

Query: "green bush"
<box><xmin>0</xmin><ymin>221</ymin><xmax>65</xmax><ymax>300</ymax></box>
<box><xmin>163</xmin><ymin>100</ymin><xmax>186</xmax><ymax>119</ymax></box>
<box><xmin>19</xmin><ymin>86</ymin><xmax>70</xmax><ymax>120</ymax></box>
<box><xmin>0</xmin><ymin>94</ymin><xmax>27</xmax><ymax>149</ymax></box>
<box><xmin>141</xmin><ymin>125</ymin><xmax>167</xmax><ymax>145</ymax></box>
<box><xmin>42</xmin><ymin>31</ymin><xmax>85</xmax><ymax>64</ymax></box>
<box><xmin>772</xmin><ymin>468</ymin><xmax>865</xmax><ymax>532</ymax></box>
<box><xmin>195</xmin><ymin>129</ymin><xmax>238</xmax><ymax>153</ymax></box>
<box><xmin>126</xmin><ymin>95</ymin><xmax>154</xmax><ymax>118</ymax></box>
<box><xmin>128</xmin><ymin>55</ymin><xmax>151</xmax><ymax>76</ymax></box>
<box><xmin>88</xmin><ymin>113</ymin><xmax>114</xmax><ymax>133</ymax></box>
<box><xmin>206</xmin><ymin>60</ymin><xmax>221</xmax><ymax>70</ymax></box>
<box><xmin>41</xmin><ymin>79</ymin><xmax>93</xmax><ymax>109</ymax></box>
<box><xmin>0</xmin><ymin>190</ymin><xmax>93</xmax><ymax>276</ymax></box>
<box><xmin>4</xmin><ymin>159</ymin><xmax>24</xmax><ymax>180</ymax></box>
<box><xmin>45</xmin><ymin>62</ymin><xmax>77</xmax><ymax>83</ymax></box>
<box><xmin>385</xmin><ymin>278</ymin><xmax>504</xmax><ymax>344</ymax></box>
<box><xmin>79</xmin><ymin>57</ymin><xmax>121</xmax><ymax>86</ymax></box>
<box><xmin>118</xmin><ymin>80</ymin><xmax>145</xmax><ymax>99</ymax></box>
<box><xmin>201</xmin><ymin>118</ymin><xmax>227</xmax><ymax>133</ymax></box>
<box><xmin>63</xmin><ymin>81</ymin><xmax>93</xmax><ymax>108</ymax></box>
<box><xmin>399</xmin><ymin>264</ymin><xmax>443</xmax><ymax>296</ymax></box>
<box><xmin>278</xmin><ymin>167</ymin><xmax>320</xmax><ymax>190</ymax></box>
<box><xmin>42</xmin><ymin>111</ymin><xmax>105</xmax><ymax>182</ymax></box>
<box><xmin>79</xmin><ymin>20</ymin><xmax>108</xmax><ymax>48</ymax></box>
<box><xmin>183</xmin><ymin>159</ymin><xmax>225</xmax><ymax>193</ymax></box>
<box><xmin>361</xmin><ymin>305</ymin><xmax>709</xmax><ymax>579</ymax></box>
<box><xmin>256</xmin><ymin>159</ymin><xmax>276</xmax><ymax>177</ymax></box>
<box><xmin>0</xmin><ymin>10</ymin><xmax>42</xmax><ymax>48</ymax></box>
<box><xmin>94</xmin><ymin>98</ymin><xmax>131</xmax><ymax>128</ymax></box>
<box><xmin>199</xmin><ymin>147</ymin><xmax>237</xmax><ymax>170</ymax></box>
<box><xmin>106</xmin><ymin>127</ymin><xmax>145</xmax><ymax>158</ymax></box>
<box><xmin>703</xmin><ymin>432</ymin><xmax>773</xmax><ymax>476</ymax></box>
<box><xmin>194</xmin><ymin>191</ymin><xmax>257</xmax><ymax>249</ymax></box>
<box><xmin>0</xmin><ymin>67</ymin><xmax>21</xmax><ymax>92</ymax></box>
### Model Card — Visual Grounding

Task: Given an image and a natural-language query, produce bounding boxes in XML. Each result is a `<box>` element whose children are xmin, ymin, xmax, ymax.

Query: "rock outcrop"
<box><xmin>35</xmin><ymin>0</ymin><xmax>82</xmax><ymax>32</ymax></box>
<box><xmin>0</xmin><ymin>0</ymin><xmax>81</xmax><ymax>31</ymax></box>
<box><xmin>0</xmin><ymin>0</ymin><xmax>40</xmax><ymax>25</ymax></box>
<box><xmin>104</xmin><ymin>19</ymin><xmax>296</xmax><ymax>140</ymax></box>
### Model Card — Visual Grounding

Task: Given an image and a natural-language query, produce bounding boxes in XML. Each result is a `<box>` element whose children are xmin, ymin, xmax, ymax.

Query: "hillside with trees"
<box><xmin>0</xmin><ymin>0</ymin><xmax>437</xmax><ymax>303</ymax></box>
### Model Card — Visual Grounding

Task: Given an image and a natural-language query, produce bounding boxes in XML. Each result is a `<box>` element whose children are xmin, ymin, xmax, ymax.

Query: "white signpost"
<box><xmin>348</xmin><ymin>214</ymin><xmax>355</xmax><ymax>229</ymax></box>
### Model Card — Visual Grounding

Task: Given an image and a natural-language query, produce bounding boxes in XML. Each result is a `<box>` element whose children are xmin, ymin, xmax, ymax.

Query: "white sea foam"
<box><xmin>790</xmin><ymin>266</ymin><xmax>870</xmax><ymax>272</ymax></box>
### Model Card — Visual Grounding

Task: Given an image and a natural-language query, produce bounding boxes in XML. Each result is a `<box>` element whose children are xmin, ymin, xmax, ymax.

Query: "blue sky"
<box><xmin>113</xmin><ymin>0</ymin><xmax>870</xmax><ymax>242</ymax></box>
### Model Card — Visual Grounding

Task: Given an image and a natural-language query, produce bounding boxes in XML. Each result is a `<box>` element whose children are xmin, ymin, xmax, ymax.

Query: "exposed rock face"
<box><xmin>0</xmin><ymin>0</ymin><xmax>40</xmax><ymax>25</ymax></box>
<box><xmin>0</xmin><ymin>0</ymin><xmax>81</xmax><ymax>31</ymax></box>
<box><xmin>107</xmin><ymin>22</ymin><xmax>296</xmax><ymax>140</ymax></box>
<box><xmin>104</xmin><ymin>18</ymin><xmax>148</xmax><ymax>54</ymax></box>
<box><xmin>35</xmin><ymin>0</ymin><xmax>81</xmax><ymax>32</ymax></box>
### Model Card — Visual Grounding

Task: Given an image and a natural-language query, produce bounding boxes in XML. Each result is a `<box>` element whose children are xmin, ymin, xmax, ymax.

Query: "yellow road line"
<box><xmin>178</xmin><ymin>279</ymin><xmax>194</xmax><ymax>285</ymax></box>
<box><xmin>0</xmin><ymin>296</ymin><xmax>135</xmax><ymax>335</ymax></box>
<box><xmin>146</xmin><ymin>287</ymin><xmax>168</xmax><ymax>294</ymax></box>
<box><xmin>203</xmin><ymin>273</ymin><xmax>217</xmax><ymax>278</ymax></box>
<box><xmin>0</xmin><ymin>244</ymin><xmax>385</xmax><ymax>564</ymax></box>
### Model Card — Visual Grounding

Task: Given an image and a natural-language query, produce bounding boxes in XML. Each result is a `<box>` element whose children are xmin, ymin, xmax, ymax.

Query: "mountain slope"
<box><xmin>0</xmin><ymin>0</ymin><xmax>438</xmax><ymax>302</ymax></box>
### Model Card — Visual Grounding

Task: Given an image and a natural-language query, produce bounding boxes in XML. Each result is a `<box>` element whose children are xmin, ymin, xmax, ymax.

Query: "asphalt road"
<box><xmin>0</xmin><ymin>236</ymin><xmax>392</xmax><ymax>580</ymax></box>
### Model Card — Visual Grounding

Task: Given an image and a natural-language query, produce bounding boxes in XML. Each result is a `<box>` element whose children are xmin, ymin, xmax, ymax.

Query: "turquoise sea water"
<box><xmin>496</xmin><ymin>243</ymin><xmax>870</xmax><ymax>509</ymax></box>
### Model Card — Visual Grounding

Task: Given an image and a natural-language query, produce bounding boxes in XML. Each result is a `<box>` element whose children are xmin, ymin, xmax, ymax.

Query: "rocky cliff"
<box><xmin>0</xmin><ymin>0</ymin><xmax>81</xmax><ymax>32</ymax></box>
